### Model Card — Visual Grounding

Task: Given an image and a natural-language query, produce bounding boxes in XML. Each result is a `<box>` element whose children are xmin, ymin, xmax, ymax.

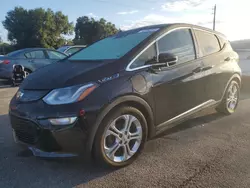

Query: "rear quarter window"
<box><xmin>218</xmin><ymin>36</ymin><xmax>233</xmax><ymax>50</ymax></box>
<box><xmin>194</xmin><ymin>29</ymin><xmax>221</xmax><ymax>57</ymax></box>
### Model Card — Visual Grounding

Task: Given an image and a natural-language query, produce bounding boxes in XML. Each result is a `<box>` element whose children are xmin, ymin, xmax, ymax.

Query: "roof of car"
<box><xmin>7</xmin><ymin>48</ymin><xmax>65</xmax><ymax>57</ymax></box>
<box><xmin>128</xmin><ymin>23</ymin><xmax>226</xmax><ymax>38</ymax></box>
<box><xmin>22</xmin><ymin>48</ymin><xmax>56</xmax><ymax>51</ymax></box>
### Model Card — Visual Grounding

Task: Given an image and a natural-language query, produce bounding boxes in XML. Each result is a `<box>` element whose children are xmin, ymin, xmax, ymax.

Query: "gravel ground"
<box><xmin>1</xmin><ymin>87</ymin><xmax>250</xmax><ymax>188</ymax></box>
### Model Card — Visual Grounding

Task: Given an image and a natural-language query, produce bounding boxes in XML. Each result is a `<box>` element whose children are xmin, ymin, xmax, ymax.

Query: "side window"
<box><xmin>25</xmin><ymin>51</ymin><xmax>45</xmax><ymax>59</ymax></box>
<box><xmin>158</xmin><ymin>29</ymin><xmax>196</xmax><ymax>64</ymax></box>
<box><xmin>66</xmin><ymin>47</ymin><xmax>82</xmax><ymax>55</ymax></box>
<box><xmin>24</xmin><ymin>52</ymin><xmax>32</xmax><ymax>58</ymax></box>
<box><xmin>130</xmin><ymin>44</ymin><xmax>157</xmax><ymax>69</ymax></box>
<box><xmin>47</xmin><ymin>50</ymin><xmax>67</xmax><ymax>59</ymax></box>
<box><xmin>195</xmin><ymin>30</ymin><xmax>220</xmax><ymax>56</ymax></box>
<box><xmin>218</xmin><ymin>36</ymin><xmax>232</xmax><ymax>50</ymax></box>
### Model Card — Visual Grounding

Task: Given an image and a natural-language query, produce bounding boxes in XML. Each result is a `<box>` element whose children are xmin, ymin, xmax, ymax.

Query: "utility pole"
<box><xmin>213</xmin><ymin>4</ymin><xmax>216</xmax><ymax>30</ymax></box>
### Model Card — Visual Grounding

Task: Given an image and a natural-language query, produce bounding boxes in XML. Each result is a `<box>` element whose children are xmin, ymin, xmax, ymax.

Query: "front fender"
<box><xmin>85</xmin><ymin>94</ymin><xmax>155</xmax><ymax>156</ymax></box>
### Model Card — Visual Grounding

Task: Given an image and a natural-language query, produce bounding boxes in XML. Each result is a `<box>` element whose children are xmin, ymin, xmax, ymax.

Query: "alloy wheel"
<box><xmin>103</xmin><ymin>114</ymin><xmax>142</xmax><ymax>163</ymax></box>
<box><xmin>226</xmin><ymin>83</ymin><xmax>239</xmax><ymax>112</ymax></box>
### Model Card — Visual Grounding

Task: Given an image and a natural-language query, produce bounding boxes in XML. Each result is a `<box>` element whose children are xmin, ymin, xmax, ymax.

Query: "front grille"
<box><xmin>10</xmin><ymin>115</ymin><xmax>40</xmax><ymax>145</ymax></box>
<box><xmin>15</xmin><ymin>130</ymin><xmax>37</xmax><ymax>144</ymax></box>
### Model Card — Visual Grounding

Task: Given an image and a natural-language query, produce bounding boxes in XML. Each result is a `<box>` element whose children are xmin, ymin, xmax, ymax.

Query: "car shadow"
<box><xmin>0</xmin><ymin>114</ymin><xmax>115</xmax><ymax>188</ymax></box>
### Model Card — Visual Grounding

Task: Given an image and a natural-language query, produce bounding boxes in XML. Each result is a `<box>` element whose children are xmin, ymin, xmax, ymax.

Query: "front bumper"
<box><xmin>9</xmin><ymin>111</ymin><xmax>90</xmax><ymax>157</ymax></box>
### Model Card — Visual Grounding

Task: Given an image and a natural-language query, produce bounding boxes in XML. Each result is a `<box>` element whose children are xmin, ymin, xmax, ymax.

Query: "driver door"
<box><xmin>150</xmin><ymin>28</ymin><xmax>206</xmax><ymax>125</ymax></box>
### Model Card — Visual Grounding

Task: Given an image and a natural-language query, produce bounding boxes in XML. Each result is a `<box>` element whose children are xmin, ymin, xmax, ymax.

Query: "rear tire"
<box><xmin>93</xmin><ymin>106</ymin><xmax>148</xmax><ymax>168</ymax></box>
<box><xmin>216</xmin><ymin>80</ymin><xmax>240</xmax><ymax>115</ymax></box>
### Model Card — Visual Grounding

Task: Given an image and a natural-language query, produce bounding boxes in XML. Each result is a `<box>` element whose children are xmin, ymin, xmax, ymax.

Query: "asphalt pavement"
<box><xmin>1</xmin><ymin>87</ymin><xmax>250</xmax><ymax>188</ymax></box>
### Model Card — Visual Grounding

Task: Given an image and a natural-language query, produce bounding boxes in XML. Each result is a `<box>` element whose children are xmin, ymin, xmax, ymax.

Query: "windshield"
<box><xmin>69</xmin><ymin>28</ymin><xmax>159</xmax><ymax>61</ymax></box>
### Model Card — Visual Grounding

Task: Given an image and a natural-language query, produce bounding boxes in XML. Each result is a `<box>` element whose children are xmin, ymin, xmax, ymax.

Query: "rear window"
<box><xmin>194</xmin><ymin>30</ymin><xmax>220</xmax><ymax>57</ymax></box>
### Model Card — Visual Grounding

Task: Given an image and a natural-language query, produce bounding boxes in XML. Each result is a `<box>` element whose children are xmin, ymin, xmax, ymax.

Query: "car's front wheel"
<box><xmin>93</xmin><ymin>106</ymin><xmax>148</xmax><ymax>168</ymax></box>
<box><xmin>216</xmin><ymin>80</ymin><xmax>240</xmax><ymax>115</ymax></box>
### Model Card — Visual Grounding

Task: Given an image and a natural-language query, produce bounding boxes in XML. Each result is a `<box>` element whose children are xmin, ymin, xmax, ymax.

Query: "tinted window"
<box><xmin>195</xmin><ymin>30</ymin><xmax>220</xmax><ymax>56</ymax></box>
<box><xmin>69</xmin><ymin>28</ymin><xmax>160</xmax><ymax>61</ymax></box>
<box><xmin>130</xmin><ymin>44</ymin><xmax>157</xmax><ymax>69</ymax></box>
<box><xmin>47</xmin><ymin>50</ymin><xmax>67</xmax><ymax>59</ymax></box>
<box><xmin>158</xmin><ymin>29</ymin><xmax>195</xmax><ymax>64</ymax></box>
<box><xmin>25</xmin><ymin>51</ymin><xmax>45</xmax><ymax>59</ymax></box>
<box><xmin>66</xmin><ymin>47</ymin><xmax>82</xmax><ymax>55</ymax></box>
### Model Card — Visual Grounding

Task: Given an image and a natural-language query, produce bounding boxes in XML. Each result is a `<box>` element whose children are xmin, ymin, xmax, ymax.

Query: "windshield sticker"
<box><xmin>138</xmin><ymin>28</ymin><xmax>160</xmax><ymax>33</ymax></box>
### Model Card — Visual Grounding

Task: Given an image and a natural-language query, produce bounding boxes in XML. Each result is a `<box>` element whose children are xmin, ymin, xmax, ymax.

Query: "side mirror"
<box><xmin>158</xmin><ymin>53</ymin><xmax>178</xmax><ymax>65</ymax></box>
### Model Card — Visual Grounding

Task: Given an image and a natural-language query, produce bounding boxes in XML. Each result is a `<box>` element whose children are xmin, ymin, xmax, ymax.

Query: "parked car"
<box><xmin>9</xmin><ymin>23</ymin><xmax>241</xmax><ymax>168</ymax></box>
<box><xmin>0</xmin><ymin>48</ymin><xmax>67</xmax><ymax>83</ymax></box>
<box><xmin>57</xmin><ymin>45</ymin><xmax>86</xmax><ymax>56</ymax></box>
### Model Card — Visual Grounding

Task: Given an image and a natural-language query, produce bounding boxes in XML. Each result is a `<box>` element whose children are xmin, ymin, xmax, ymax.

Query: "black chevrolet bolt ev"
<box><xmin>9</xmin><ymin>23</ymin><xmax>241</xmax><ymax>167</ymax></box>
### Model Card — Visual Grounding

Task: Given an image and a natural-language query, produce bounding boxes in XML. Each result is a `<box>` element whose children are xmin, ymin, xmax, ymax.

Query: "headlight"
<box><xmin>43</xmin><ymin>83</ymin><xmax>97</xmax><ymax>105</ymax></box>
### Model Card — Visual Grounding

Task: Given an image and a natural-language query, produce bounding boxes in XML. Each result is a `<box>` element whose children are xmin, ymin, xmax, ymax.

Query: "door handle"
<box><xmin>225</xmin><ymin>57</ymin><xmax>231</xmax><ymax>61</ymax></box>
<box><xmin>202</xmin><ymin>65</ymin><xmax>214</xmax><ymax>71</ymax></box>
<box><xmin>192</xmin><ymin>67</ymin><xmax>202</xmax><ymax>73</ymax></box>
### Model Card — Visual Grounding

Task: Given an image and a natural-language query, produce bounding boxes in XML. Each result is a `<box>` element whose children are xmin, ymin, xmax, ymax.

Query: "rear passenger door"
<box><xmin>194</xmin><ymin>29</ymin><xmax>228</xmax><ymax>101</ymax></box>
<box><xmin>24</xmin><ymin>50</ymin><xmax>49</xmax><ymax>69</ymax></box>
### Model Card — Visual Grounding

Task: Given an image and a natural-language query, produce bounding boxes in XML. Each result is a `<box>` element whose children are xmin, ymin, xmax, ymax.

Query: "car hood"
<box><xmin>20</xmin><ymin>60</ymin><xmax>122</xmax><ymax>90</ymax></box>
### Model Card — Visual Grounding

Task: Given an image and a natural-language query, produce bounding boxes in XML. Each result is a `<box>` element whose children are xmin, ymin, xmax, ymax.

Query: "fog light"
<box><xmin>49</xmin><ymin>117</ymin><xmax>77</xmax><ymax>126</ymax></box>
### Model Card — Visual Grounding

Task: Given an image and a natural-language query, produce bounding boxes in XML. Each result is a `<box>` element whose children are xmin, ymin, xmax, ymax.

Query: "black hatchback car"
<box><xmin>9</xmin><ymin>23</ymin><xmax>241</xmax><ymax>167</ymax></box>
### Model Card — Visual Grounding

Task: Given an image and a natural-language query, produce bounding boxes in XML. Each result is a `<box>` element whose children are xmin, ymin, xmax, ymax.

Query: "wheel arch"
<box><xmin>86</xmin><ymin>95</ymin><xmax>155</xmax><ymax>155</ymax></box>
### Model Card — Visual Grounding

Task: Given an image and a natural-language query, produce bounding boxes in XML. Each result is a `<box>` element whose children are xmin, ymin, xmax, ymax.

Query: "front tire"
<box><xmin>216</xmin><ymin>80</ymin><xmax>240</xmax><ymax>115</ymax></box>
<box><xmin>93</xmin><ymin>106</ymin><xmax>148</xmax><ymax>168</ymax></box>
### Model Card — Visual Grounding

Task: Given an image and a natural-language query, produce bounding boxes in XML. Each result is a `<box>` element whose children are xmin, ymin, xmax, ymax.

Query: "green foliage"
<box><xmin>2</xmin><ymin>7</ymin><xmax>73</xmax><ymax>49</ymax></box>
<box><xmin>74</xmin><ymin>16</ymin><xmax>119</xmax><ymax>45</ymax></box>
<box><xmin>0</xmin><ymin>43</ymin><xmax>15</xmax><ymax>55</ymax></box>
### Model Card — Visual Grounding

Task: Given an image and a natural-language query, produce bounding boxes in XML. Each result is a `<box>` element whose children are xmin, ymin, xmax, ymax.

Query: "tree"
<box><xmin>74</xmin><ymin>16</ymin><xmax>119</xmax><ymax>45</ymax></box>
<box><xmin>0</xmin><ymin>43</ymin><xmax>14</xmax><ymax>55</ymax></box>
<box><xmin>0</xmin><ymin>36</ymin><xmax>2</xmax><ymax>44</ymax></box>
<box><xmin>2</xmin><ymin>7</ymin><xmax>74</xmax><ymax>49</ymax></box>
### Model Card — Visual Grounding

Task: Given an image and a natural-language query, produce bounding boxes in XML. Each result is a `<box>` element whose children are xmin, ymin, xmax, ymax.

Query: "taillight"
<box><xmin>0</xmin><ymin>60</ymin><xmax>10</xmax><ymax>64</ymax></box>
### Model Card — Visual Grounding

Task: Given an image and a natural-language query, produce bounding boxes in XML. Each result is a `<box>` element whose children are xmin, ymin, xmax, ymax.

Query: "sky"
<box><xmin>0</xmin><ymin>0</ymin><xmax>250</xmax><ymax>42</ymax></box>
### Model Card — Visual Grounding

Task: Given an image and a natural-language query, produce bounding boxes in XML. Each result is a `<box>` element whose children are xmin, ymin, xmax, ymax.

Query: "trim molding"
<box><xmin>156</xmin><ymin>99</ymin><xmax>217</xmax><ymax>134</ymax></box>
